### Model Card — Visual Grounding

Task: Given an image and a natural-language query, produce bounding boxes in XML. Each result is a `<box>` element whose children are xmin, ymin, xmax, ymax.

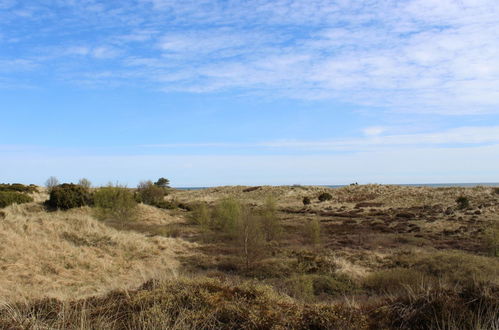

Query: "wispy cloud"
<box><xmin>1</xmin><ymin>0</ymin><xmax>499</xmax><ymax>114</ymax></box>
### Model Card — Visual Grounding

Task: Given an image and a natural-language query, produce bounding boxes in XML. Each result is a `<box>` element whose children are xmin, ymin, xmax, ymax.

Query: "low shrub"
<box><xmin>46</xmin><ymin>184</ymin><xmax>92</xmax><ymax>210</ymax></box>
<box><xmin>136</xmin><ymin>180</ymin><xmax>168</xmax><ymax>207</ymax></box>
<box><xmin>318</xmin><ymin>192</ymin><xmax>332</xmax><ymax>202</ymax></box>
<box><xmin>303</xmin><ymin>196</ymin><xmax>311</xmax><ymax>205</ymax></box>
<box><xmin>0</xmin><ymin>183</ymin><xmax>37</xmax><ymax>193</ymax></box>
<box><xmin>483</xmin><ymin>220</ymin><xmax>499</xmax><ymax>257</ymax></box>
<box><xmin>363</xmin><ymin>268</ymin><xmax>431</xmax><ymax>294</ymax></box>
<box><xmin>93</xmin><ymin>185</ymin><xmax>137</xmax><ymax>221</ymax></box>
<box><xmin>305</xmin><ymin>219</ymin><xmax>321</xmax><ymax>246</ymax></box>
<box><xmin>0</xmin><ymin>191</ymin><xmax>34</xmax><ymax>208</ymax></box>
<box><xmin>456</xmin><ymin>196</ymin><xmax>470</xmax><ymax>210</ymax></box>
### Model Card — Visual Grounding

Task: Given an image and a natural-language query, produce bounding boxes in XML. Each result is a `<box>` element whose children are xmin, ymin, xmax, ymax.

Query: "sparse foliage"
<box><xmin>305</xmin><ymin>219</ymin><xmax>321</xmax><ymax>246</ymax></box>
<box><xmin>78</xmin><ymin>178</ymin><xmax>92</xmax><ymax>189</ymax></box>
<box><xmin>259</xmin><ymin>196</ymin><xmax>281</xmax><ymax>241</ymax></box>
<box><xmin>237</xmin><ymin>205</ymin><xmax>265</xmax><ymax>270</ymax></box>
<box><xmin>45</xmin><ymin>176</ymin><xmax>59</xmax><ymax>193</ymax></box>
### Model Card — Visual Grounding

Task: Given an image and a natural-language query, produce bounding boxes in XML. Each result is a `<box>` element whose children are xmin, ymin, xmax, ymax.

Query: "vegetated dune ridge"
<box><xmin>0</xmin><ymin>184</ymin><xmax>498</xmax><ymax>329</ymax></box>
<box><xmin>0</xmin><ymin>201</ymin><xmax>192</xmax><ymax>304</ymax></box>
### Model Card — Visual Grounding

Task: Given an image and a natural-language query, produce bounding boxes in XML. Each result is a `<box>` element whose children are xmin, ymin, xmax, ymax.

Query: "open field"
<box><xmin>0</xmin><ymin>184</ymin><xmax>498</xmax><ymax>329</ymax></box>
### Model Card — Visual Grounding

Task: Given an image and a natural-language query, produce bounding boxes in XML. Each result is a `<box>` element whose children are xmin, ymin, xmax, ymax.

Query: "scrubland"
<box><xmin>0</xmin><ymin>183</ymin><xmax>498</xmax><ymax>329</ymax></box>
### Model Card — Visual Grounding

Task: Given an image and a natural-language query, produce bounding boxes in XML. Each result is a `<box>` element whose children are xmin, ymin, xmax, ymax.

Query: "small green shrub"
<box><xmin>456</xmin><ymin>196</ymin><xmax>470</xmax><ymax>210</ymax></box>
<box><xmin>212</xmin><ymin>197</ymin><xmax>242</xmax><ymax>234</ymax></box>
<box><xmin>318</xmin><ymin>192</ymin><xmax>332</xmax><ymax>202</ymax></box>
<box><xmin>136</xmin><ymin>181</ymin><xmax>167</xmax><ymax>207</ymax></box>
<box><xmin>363</xmin><ymin>268</ymin><xmax>431</xmax><ymax>294</ymax></box>
<box><xmin>303</xmin><ymin>196</ymin><xmax>311</xmax><ymax>205</ymax></box>
<box><xmin>189</xmin><ymin>202</ymin><xmax>212</xmax><ymax>227</ymax></box>
<box><xmin>0</xmin><ymin>183</ymin><xmax>37</xmax><ymax>193</ymax></box>
<box><xmin>93</xmin><ymin>185</ymin><xmax>137</xmax><ymax>221</ymax></box>
<box><xmin>0</xmin><ymin>191</ymin><xmax>34</xmax><ymax>208</ymax></box>
<box><xmin>483</xmin><ymin>221</ymin><xmax>499</xmax><ymax>257</ymax></box>
<box><xmin>259</xmin><ymin>196</ymin><xmax>281</xmax><ymax>241</ymax></box>
<box><xmin>46</xmin><ymin>184</ymin><xmax>92</xmax><ymax>210</ymax></box>
<box><xmin>305</xmin><ymin>219</ymin><xmax>321</xmax><ymax>246</ymax></box>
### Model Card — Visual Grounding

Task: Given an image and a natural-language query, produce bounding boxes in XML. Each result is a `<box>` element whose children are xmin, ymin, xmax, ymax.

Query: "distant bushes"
<box><xmin>135</xmin><ymin>180</ymin><xmax>168</xmax><ymax>208</ymax></box>
<box><xmin>0</xmin><ymin>191</ymin><xmax>34</xmax><ymax>208</ymax></box>
<box><xmin>456</xmin><ymin>196</ymin><xmax>470</xmax><ymax>209</ymax></box>
<box><xmin>0</xmin><ymin>183</ymin><xmax>37</xmax><ymax>194</ymax></box>
<box><xmin>318</xmin><ymin>192</ymin><xmax>332</xmax><ymax>202</ymax></box>
<box><xmin>493</xmin><ymin>187</ymin><xmax>499</xmax><ymax>195</ymax></box>
<box><xmin>302</xmin><ymin>196</ymin><xmax>311</xmax><ymax>205</ymax></box>
<box><xmin>93</xmin><ymin>185</ymin><xmax>137</xmax><ymax>221</ymax></box>
<box><xmin>46</xmin><ymin>184</ymin><xmax>92</xmax><ymax>210</ymax></box>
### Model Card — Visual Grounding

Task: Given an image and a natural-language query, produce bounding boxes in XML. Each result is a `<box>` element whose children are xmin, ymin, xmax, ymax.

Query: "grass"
<box><xmin>1</xmin><ymin>184</ymin><xmax>498</xmax><ymax>328</ymax></box>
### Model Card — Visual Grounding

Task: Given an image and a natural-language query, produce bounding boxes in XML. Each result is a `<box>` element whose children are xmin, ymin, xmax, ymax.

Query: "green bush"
<box><xmin>259</xmin><ymin>196</ymin><xmax>281</xmax><ymax>241</ymax></box>
<box><xmin>47</xmin><ymin>184</ymin><xmax>92</xmax><ymax>210</ymax></box>
<box><xmin>0</xmin><ymin>191</ymin><xmax>34</xmax><ymax>208</ymax></box>
<box><xmin>0</xmin><ymin>183</ymin><xmax>37</xmax><ymax>193</ymax></box>
<box><xmin>456</xmin><ymin>196</ymin><xmax>470</xmax><ymax>210</ymax></box>
<box><xmin>212</xmin><ymin>198</ymin><xmax>242</xmax><ymax>234</ymax></box>
<box><xmin>93</xmin><ymin>185</ymin><xmax>137</xmax><ymax>221</ymax></box>
<box><xmin>136</xmin><ymin>181</ymin><xmax>167</xmax><ymax>207</ymax></box>
<box><xmin>303</xmin><ymin>196</ymin><xmax>311</xmax><ymax>205</ymax></box>
<box><xmin>318</xmin><ymin>192</ymin><xmax>332</xmax><ymax>202</ymax></box>
<box><xmin>363</xmin><ymin>268</ymin><xmax>431</xmax><ymax>294</ymax></box>
<box><xmin>305</xmin><ymin>219</ymin><xmax>321</xmax><ymax>246</ymax></box>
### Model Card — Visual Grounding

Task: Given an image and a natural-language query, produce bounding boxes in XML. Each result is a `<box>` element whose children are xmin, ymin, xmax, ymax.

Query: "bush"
<box><xmin>493</xmin><ymin>187</ymin><xmax>499</xmax><ymax>195</ymax></box>
<box><xmin>189</xmin><ymin>202</ymin><xmax>212</xmax><ymax>227</ymax></box>
<box><xmin>259</xmin><ymin>196</ymin><xmax>281</xmax><ymax>241</ymax></box>
<box><xmin>318</xmin><ymin>192</ymin><xmax>332</xmax><ymax>202</ymax></box>
<box><xmin>305</xmin><ymin>219</ymin><xmax>321</xmax><ymax>246</ymax></box>
<box><xmin>0</xmin><ymin>183</ymin><xmax>37</xmax><ymax>193</ymax></box>
<box><xmin>303</xmin><ymin>196</ymin><xmax>311</xmax><ymax>205</ymax></box>
<box><xmin>93</xmin><ymin>185</ymin><xmax>137</xmax><ymax>221</ymax></box>
<box><xmin>483</xmin><ymin>221</ymin><xmax>499</xmax><ymax>257</ymax></box>
<box><xmin>363</xmin><ymin>268</ymin><xmax>431</xmax><ymax>294</ymax></box>
<box><xmin>136</xmin><ymin>181</ymin><xmax>167</xmax><ymax>207</ymax></box>
<box><xmin>0</xmin><ymin>191</ymin><xmax>34</xmax><ymax>208</ymax></box>
<box><xmin>46</xmin><ymin>184</ymin><xmax>92</xmax><ymax>210</ymax></box>
<box><xmin>456</xmin><ymin>196</ymin><xmax>470</xmax><ymax>210</ymax></box>
<box><xmin>212</xmin><ymin>198</ymin><xmax>242</xmax><ymax>234</ymax></box>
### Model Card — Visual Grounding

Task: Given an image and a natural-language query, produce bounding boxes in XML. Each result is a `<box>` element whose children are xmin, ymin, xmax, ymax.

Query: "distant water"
<box><xmin>176</xmin><ymin>183</ymin><xmax>499</xmax><ymax>190</ymax></box>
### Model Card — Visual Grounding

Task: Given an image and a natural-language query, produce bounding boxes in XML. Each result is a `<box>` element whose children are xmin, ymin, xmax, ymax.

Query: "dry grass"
<box><xmin>0</xmin><ymin>202</ymin><xmax>192</xmax><ymax>303</ymax></box>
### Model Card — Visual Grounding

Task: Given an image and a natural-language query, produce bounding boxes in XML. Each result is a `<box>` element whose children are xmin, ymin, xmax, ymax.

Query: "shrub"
<box><xmin>259</xmin><ymin>196</ymin><xmax>281</xmax><ymax>241</ymax></box>
<box><xmin>237</xmin><ymin>206</ymin><xmax>266</xmax><ymax>270</ymax></box>
<box><xmin>493</xmin><ymin>187</ymin><xmax>499</xmax><ymax>195</ymax></box>
<box><xmin>189</xmin><ymin>202</ymin><xmax>212</xmax><ymax>227</ymax></box>
<box><xmin>93</xmin><ymin>185</ymin><xmax>137</xmax><ymax>221</ymax></box>
<box><xmin>0</xmin><ymin>183</ymin><xmax>37</xmax><ymax>193</ymax></box>
<box><xmin>305</xmin><ymin>219</ymin><xmax>321</xmax><ymax>246</ymax></box>
<box><xmin>456</xmin><ymin>196</ymin><xmax>470</xmax><ymax>210</ymax></box>
<box><xmin>46</xmin><ymin>184</ymin><xmax>92</xmax><ymax>210</ymax></box>
<box><xmin>318</xmin><ymin>192</ymin><xmax>332</xmax><ymax>202</ymax></box>
<box><xmin>483</xmin><ymin>221</ymin><xmax>499</xmax><ymax>257</ymax></box>
<box><xmin>363</xmin><ymin>268</ymin><xmax>431</xmax><ymax>294</ymax></box>
<box><xmin>212</xmin><ymin>198</ymin><xmax>242</xmax><ymax>234</ymax></box>
<box><xmin>0</xmin><ymin>191</ymin><xmax>33</xmax><ymax>208</ymax></box>
<box><xmin>303</xmin><ymin>196</ymin><xmax>311</xmax><ymax>205</ymax></box>
<box><xmin>136</xmin><ymin>181</ymin><xmax>167</xmax><ymax>207</ymax></box>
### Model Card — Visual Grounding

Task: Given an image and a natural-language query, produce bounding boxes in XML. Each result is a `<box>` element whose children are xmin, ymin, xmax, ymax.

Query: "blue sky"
<box><xmin>1</xmin><ymin>0</ymin><xmax>499</xmax><ymax>186</ymax></box>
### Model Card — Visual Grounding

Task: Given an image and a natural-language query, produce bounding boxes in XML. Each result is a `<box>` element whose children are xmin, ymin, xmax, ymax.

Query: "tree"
<box><xmin>78</xmin><ymin>178</ymin><xmax>92</xmax><ymax>188</ymax></box>
<box><xmin>237</xmin><ymin>206</ymin><xmax>265</xmax><ymax>270</ymax></box>
<box><xmin>259</xmin><ymin>196</ymin><xmax>281</xmax><ymax>241</ymax></box>
<box><xmin>136</xmin><ymin>180</ymin><xmax>167</xmax><ymax>206</ymax></box>
<box><xmin>154</xmin><ymin>177</ymin><xmax>170</xmax><ymax>188</ymax></box>
<box><xmin>45</xmin><ymin>176</ymin><xmax>59</xmax><ymax>193</ymax></box>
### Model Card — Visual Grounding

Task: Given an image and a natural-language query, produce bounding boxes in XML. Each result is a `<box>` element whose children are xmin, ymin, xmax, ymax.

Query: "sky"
<box><xmin>1</xmin><ymin>0</ymin><xmax>499</xmax><ymax>186</ymax></box>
